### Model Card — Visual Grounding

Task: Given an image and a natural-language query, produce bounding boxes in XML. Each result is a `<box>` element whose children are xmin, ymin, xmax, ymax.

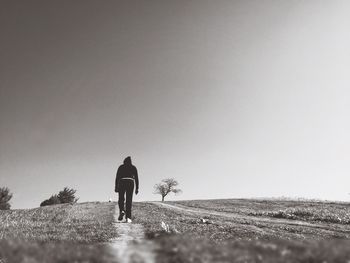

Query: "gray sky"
<box><xmin>1</xmin><ymin>1</ymin><xmax>350</xmax><ymax>209</ymax></box>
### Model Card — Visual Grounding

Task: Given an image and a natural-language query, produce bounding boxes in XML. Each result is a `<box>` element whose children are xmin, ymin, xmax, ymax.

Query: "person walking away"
<box><xmin>115</xmin><ymin>156</ymin><xmax>139</xmax><ymax>223</ymax></box>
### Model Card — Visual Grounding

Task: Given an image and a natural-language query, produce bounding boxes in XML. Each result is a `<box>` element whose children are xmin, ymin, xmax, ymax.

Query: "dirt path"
<box><xmin>109</xmin><ymin>208</ymin><xmax>157</xmax><ymax>263</ymax></box>
<box><xmin>151</xmin><ymin>202</ymin><xmax>350</xmax><ymax>238</ymax></box>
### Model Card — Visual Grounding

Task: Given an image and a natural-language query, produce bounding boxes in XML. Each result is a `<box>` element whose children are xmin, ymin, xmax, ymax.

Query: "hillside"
<box><xmin>1</xmin><ymin>199</ymin><xmax>350</xmax><ymax>262</ymax></box>
<box><xmin>0</xmin><ymin>202</ymin><xmax>117</xmax><ymax>262</ymax></box>
<box><xmin>133</xmin><ymin>199</ymin><xmax>350</xmax><ymax>262</ymax></box>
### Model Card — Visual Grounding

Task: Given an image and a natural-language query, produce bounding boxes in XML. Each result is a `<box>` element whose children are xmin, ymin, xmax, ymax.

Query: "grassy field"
<box><xmin>133</xmin><ymin>199</ymin><xmax>350</xmax><ymax>263</ymax></box>
<box><xmin>173</xmin><ymin>198</ymin><xmax>350</xmax><ymax>224</ymax></box>
<box><xmin>1</xmin><ymin>199</ymin><xmax>350</xmax><ymax>262</ymax></box>
<box><xmin>0</xmin><ymin>202</ymin><xmax>117</xmax><ymax>263</ymax></box>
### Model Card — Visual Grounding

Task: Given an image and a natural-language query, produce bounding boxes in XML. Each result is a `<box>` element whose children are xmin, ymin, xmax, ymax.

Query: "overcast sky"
<box><xmin>1</xmin><ymin>0</ymin><xmax>349</xmax><ymax>209</ymax></box>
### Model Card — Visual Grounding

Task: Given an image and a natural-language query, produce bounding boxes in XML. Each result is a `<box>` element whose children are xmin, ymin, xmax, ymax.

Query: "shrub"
<box><xmin>40</xmin><ymin>195</ymin><xmax>61</xmax><ymax>207</ymax></box>
<box><xmin>0</xmin><ymin>187</ymin><xmax>13</xmax><ymax>210</ymax></box>
<box><xmin>40</xmin><ymin>187</ymin><xmax>78</xmax><ymax>207</ymax></box>
<box><xmin>57</xmin><ymin>187</ymin><xmax>78</xmax><ymax>204</ymax></box>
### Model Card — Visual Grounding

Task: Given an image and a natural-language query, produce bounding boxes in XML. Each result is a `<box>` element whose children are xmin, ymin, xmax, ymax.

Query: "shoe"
<box><xmin>126</xmin><ymin>218</ymin><xmax>132</xmax><ymax>223</ymax></box>
<box><xmin>118</xmin><ymin>211</ymin><xmax>125</xmax><ymax>221</ymax></box>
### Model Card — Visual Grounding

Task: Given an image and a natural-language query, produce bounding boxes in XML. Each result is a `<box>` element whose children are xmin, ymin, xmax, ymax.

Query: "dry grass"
<box><xmin>250</xmin><ymin>207</ymin><xmax>350</xmax><ymax>224</ymax></box>
<box><xmin>0</xmin><ymin>201</ymin><xmax>117</xmax><ymax>242</ymax></box>
<box><xmin>133</xmin><ymin>200</ymin><xmax>350</xmax><ymax>262</ymax></box>
<box><xmin>2</xmin><ymin>199</ymin><xmax>350</xmax><ymax>262</ymax></box>
<box><xmin>0</xmin><ymin>202</ymin><xmax>118</xmax><ymax>263</ymax></box>
<box><xmin>174</xmin><ymin>199</ymin><xmax>350</xmax><ymax>224</ymax></box>
<box><xmin>173</xmin><ymin>199</ymin><xmax>350</xmax><ymax>220</ymax></box>
<box><xmin>0</xmin><ymin>240</ymin><xmax>114</xmax><ymax>263</ymax></box>
<box><xmin>155</xmin><ymin>235</ymin><xmax>350</xmax><ymax>263</ymax></box>
<box><xmin>133</xmin><ymin>202</ymin><xmax>267</xmax><ymax>241</ymax></box>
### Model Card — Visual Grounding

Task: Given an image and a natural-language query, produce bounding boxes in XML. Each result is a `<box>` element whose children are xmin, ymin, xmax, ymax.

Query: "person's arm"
<box><xmin>134</xmin><ymin>167</ymin><xmax>139</xmax><ymax>194</ymax></box>
<box><xmin>115</xmin><ymin>166</ymin><xmax>121</xmax><ymax>192</ymax></box>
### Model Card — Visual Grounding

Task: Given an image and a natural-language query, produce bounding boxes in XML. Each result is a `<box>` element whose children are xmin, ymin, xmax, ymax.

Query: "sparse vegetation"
<box><xmin>154</xmin><ymin>178</ymin><xmax>182</xmax><ymax>202</ymax></box>
<box><xmin>0</xmin><ymin>187</ymin><xmax>12</xmax><ymax>210</ymax></box>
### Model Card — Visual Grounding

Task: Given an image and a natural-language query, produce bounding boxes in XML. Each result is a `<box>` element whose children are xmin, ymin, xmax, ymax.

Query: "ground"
<box><xmin>1</xmin><ymin>199</ymin><xmax>350</xmax><ymax>262</ymax></box>
<box><xmin>0</xmin><ymin>202</ymin><xmax>117</xmax><ymax>262</ymax></box>
<box><xmin>134</xmin><ymin>199</ymin><xmax>350</xmax><ymax>262</ymax></box>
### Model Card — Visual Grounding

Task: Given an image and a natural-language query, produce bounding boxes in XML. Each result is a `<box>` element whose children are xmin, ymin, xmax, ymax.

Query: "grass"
<box><xmin>0</xmin><ymin>240</ymin><xmax>112</xmax><ymax>263</ymax></box>
<box><xmin>133</xmin><ymin>202</ymin><xmax>268</xmax><ymax>241</ymax></box>
<box><xmin>2</xmin><ymin>198</ymin><xmax>350</xmax><ymax>262</ymax></box>
<box><xmin>250</xmin><ymin>207</ymin><xmax>350</xmax><ymax>224</ymax></box>
<box><xmin>173</xmin><ymin>198</ymin><xmax>350</xmax><ymax>217</ymax></box>
<box><xmin>133</xmin><ymin>200</ymin><xmax>350</xmax><ymax>262</ymax></box>
<box><xmin>154</xmin><ymin>235</ymin><xmax>350</xmax><ymax>263</ymax></box>
<box><xmin>0</xmin><ymin>202</ymin><xmax>117</xmax><ymax>263</ymax></box>
<box><xmin>173</xmin><ymin>198</ymin><xmax>350</xmax><ymax>224</ymax></box>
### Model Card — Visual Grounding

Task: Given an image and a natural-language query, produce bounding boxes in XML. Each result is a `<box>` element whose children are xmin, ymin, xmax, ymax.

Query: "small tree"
<box><xmin>40</xmin><ymin>194</ymin><xmax>61</xmax><ymax>207</ymax></box>
<box><xmin>57</xmin><ymin>187</ymin><xmax>78</xmax><ymax>204</ymax></box>
<box><xmin>0</xmin><ymin>187</ymin><xmax>13</xmax><ymax>210</ymax></box>
<box><xmin>154</xmin><ymin>178</ymin><xmax>182</xmax><ymax>202</ymax></box>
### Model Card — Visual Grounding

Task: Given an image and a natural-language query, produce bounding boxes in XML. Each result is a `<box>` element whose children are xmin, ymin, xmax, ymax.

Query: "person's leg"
<box><xmin>118</xmin><ymin>181</ymin><xmax>126</xmax><ymax>216</ymax></box>
<box><xmin>125</xmin><ymin>180</ymin><xmax>134</xmax><ymax>219</ymax></box>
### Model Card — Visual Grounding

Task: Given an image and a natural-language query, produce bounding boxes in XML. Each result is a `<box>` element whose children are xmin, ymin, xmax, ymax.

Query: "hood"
<box><xmin>123</xmin><ymin>156</ymin><xmax>132</xmax><ymax>165</ymax></box>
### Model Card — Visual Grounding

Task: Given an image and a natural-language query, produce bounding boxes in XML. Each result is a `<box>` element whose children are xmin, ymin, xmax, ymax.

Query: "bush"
<box><xmin>40</xmin><ymin>187</ymin><xmax>78</xmax><ymax>207</ymax></box>
<box><xmin>0</xmin><ymin>187</ymin><xmax>13</xmax><ymax>210</ymax></box>
<box><xmin>40</xmin><ymin>195</ymin><xmax>61</xmax><ymax>207</ymax></box>
<box><xmin>58</xmin><ymin>187</ymin><xmax>78</xmax><ymax>204</ymax></box>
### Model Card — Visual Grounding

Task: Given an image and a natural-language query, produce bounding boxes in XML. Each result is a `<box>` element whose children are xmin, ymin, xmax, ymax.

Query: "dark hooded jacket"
<box><xmin>115</xmin><ymin>157</ymin><xmax>139</xmax><ymax>191</ymax></box>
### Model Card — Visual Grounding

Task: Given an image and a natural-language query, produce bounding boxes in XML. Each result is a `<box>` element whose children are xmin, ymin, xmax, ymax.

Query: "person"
<box><xmin>115</xmin><ymin>156</ymin><xmax>139</xmax><ymax>223</ymax></box>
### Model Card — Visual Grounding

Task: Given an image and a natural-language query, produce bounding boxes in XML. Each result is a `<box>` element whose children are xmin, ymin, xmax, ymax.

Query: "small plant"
<box><xmin>0</xmin><ymin>187</ymin><xmax>13</xmax><ymax>210</ymax></box>
<box><xmin>154</xmin><ymin>178</ymin><xmax>182</xmax><ymax>202</ymax></box>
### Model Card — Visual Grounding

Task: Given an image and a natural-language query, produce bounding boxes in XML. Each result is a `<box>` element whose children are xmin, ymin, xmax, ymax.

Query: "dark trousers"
<box><xmin>118</xmin><ymin>179</ymin><xmax>134</xmax><ymax>219</ymax></box>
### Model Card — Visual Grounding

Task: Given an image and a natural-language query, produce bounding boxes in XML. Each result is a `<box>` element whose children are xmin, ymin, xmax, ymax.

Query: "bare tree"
<box><xmin>154</xmin><ymin>178</ymin><xmax>182</xmax><ymax>202</ymax></box>
<box><xmin>0</xmin><ymin>187</ymin><xmax>13</xmax><ymax>210</ymax></box>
